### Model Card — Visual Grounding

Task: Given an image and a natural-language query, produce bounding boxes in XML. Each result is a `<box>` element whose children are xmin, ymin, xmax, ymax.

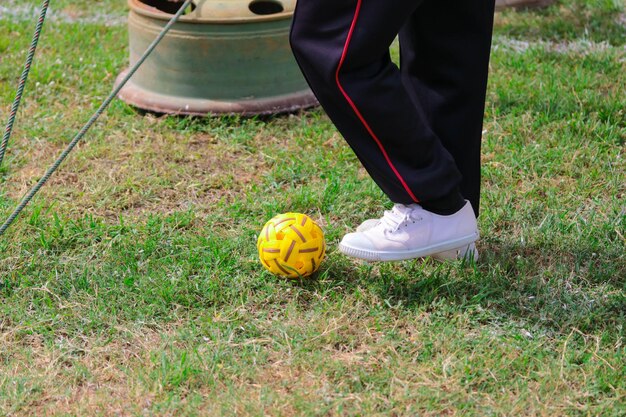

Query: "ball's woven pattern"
<box><xmin>257</xmin><ymin>213</ymin><xmax>326</xmax><ymax>278</ymax></box>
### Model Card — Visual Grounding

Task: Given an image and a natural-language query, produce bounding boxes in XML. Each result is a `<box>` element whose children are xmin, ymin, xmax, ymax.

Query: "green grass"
<box><xmin>495</xmin><ymin>0</ymin><xmax>626</xmax><ymax>44</ymax></box>
<box><xmin>1</xmin><ymin>0</ymin><xmax>625</xmax><ymax>415</ymax></box>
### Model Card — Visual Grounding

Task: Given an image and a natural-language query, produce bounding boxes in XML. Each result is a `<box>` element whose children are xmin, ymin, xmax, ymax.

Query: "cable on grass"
<box><xmin>0</xmin><ymin>0</ymin><xmax>194</xmax><ymax>237</ymax></box>
<box><xmin>0</xmin><ymin>0</ymin><xmax>51</xmax><ymax>170</ymax></box>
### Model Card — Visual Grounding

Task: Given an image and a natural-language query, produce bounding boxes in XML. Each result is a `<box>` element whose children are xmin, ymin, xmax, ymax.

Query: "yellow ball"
<box><xmin>257</xmin><ymin>213</ymin><xmax>326</xmax><ymax>278</ymax></box>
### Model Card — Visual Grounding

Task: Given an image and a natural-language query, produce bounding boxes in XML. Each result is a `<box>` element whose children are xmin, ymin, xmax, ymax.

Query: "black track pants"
<box><xmin>290</xmin><ymin>0</ymin><xmax>495</xmax><ymax>216</ymax></box>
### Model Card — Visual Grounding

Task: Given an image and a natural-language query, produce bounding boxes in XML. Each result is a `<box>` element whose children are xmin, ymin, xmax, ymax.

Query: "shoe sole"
<box><xmin>432</xmin><ymin>242</ymin><xmax>478</xmax><ymax>262</ymax></box>
<box><xmin>338</xmin><ymin>231</ymin><xmax>479</xmax><ymax>262</ymax></box>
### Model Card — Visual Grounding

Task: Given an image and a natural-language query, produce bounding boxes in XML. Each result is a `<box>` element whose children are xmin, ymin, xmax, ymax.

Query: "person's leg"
<box><xmin>399</xmin><ymin>0</ymin><xmax>496</xmax><ymax>216</ymax></box>
<box><xmin>291</xmin><ymin>0</ymin><xmax>491</xmax><ymax>261</ymax></box>
<box><xmin>290</xmin><ymin>0</ymin><xmax>465</xmax><ymax>211</ymax></box>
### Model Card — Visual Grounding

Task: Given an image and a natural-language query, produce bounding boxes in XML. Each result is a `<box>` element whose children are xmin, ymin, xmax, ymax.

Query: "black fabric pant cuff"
<box><xmin>420</xmin><ymin>188</ymin><xmax>465</xmax><ymax>216</ymax></box>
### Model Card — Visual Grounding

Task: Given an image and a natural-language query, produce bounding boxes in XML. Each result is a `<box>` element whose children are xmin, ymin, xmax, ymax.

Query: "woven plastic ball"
<box><xmin>257</xmin><ymin>213</ymin><xmax>326</xmax><ymax>278</ymax></box>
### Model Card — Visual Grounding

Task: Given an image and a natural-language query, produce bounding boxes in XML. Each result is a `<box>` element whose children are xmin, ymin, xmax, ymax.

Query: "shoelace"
<box><xmin>379</xmin><ymin>204</ymin><xmax>423</xmax><ymax>233</ymax></box>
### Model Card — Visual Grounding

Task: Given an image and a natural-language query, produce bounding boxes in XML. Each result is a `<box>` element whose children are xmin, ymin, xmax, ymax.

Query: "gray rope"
<box><xmin>0</xmin><ymin>0</ymin><xmax>193</xmax><ymax>237</ymax></box>
<box><xmin>0</xmin><ymin>0</ymin><xmax>51</xmax><ymax>170</ymax></box>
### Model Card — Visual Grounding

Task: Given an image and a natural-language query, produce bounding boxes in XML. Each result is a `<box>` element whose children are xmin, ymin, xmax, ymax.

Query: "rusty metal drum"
<box><xmin>115</xmin><ymin>0</ymin><xmax>317</xmax><ymax>115</ymax></box>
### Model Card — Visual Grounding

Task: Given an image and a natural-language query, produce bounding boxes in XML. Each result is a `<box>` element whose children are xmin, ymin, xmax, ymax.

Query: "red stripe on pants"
<box><xmin>334</xmin><ymin>0</ymin><xmax>419</xmax><ymax>204</ymax></box>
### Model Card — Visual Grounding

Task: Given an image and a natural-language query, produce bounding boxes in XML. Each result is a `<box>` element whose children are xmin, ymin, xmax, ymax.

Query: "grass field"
<box><xmin>1</xmin><ymin>0</ymin><xmax>625</xmax><ymax>415</ymax></box>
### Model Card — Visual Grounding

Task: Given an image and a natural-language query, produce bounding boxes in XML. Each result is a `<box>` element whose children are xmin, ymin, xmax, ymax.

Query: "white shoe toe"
<box><xmin>339</xmin><ymin>233</ymin><xmax>381</xmax><ymax>260</ymax></box>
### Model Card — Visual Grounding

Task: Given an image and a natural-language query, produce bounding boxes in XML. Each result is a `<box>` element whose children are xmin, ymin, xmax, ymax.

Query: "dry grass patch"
<box><xmin>1</xmin><ymin>328</ymin><xmax>159</xmax><ymax>416</ymax></box>
<box><xmin>3</xmin><ymin>116</ymin><xmax>274</xmax><ymax>220</ymax></box>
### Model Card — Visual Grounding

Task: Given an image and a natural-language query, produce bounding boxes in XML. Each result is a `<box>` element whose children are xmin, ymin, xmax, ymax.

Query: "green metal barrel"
<box><xmin>116</xmin><ymin>0</ymin><xmax>317</xmax><ymax>115</ymax></box>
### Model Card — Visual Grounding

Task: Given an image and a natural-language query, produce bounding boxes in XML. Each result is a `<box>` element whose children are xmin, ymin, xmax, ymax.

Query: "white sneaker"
<box><xmin>355</xmin><ymin>217</ymin><xmax>478</xmax><ymax>261</ymax></box>
<box><xmin>339</xmin><ymin>201</ymin><xmax>479</xmax><ymax>262</ymax></box>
